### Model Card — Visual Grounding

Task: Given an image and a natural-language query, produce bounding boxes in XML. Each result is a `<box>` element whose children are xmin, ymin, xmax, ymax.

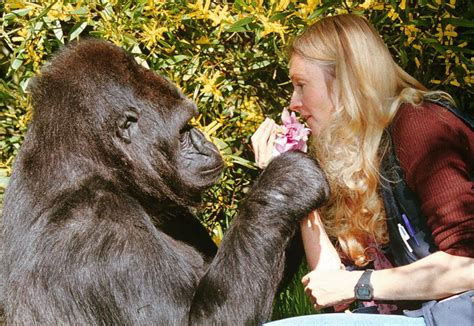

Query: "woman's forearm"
<box><xmin>372</xmin><ymin>251</ymin><xmax>474</xmax><ymax>301</ymax></box>
<box><xmin>301</xmin><ymin>211</ymin><xmax>342</xmax><ymax>271</ymax></box>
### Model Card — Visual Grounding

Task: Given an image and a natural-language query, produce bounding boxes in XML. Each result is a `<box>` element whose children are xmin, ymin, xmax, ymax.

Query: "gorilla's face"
<box><xmin>29</xmin><ymin>39</ymin><xmax>223</xmax><ymax>204</ymax></box>
<box><xmin>176</xmin><ymin>125</ymin><xmax>224</xmax><ymax>189</ymax></box>
<box><xmin>111</xmin><ymin>51</ymin><xmax>224</xmax><ymax>198</ymax></box>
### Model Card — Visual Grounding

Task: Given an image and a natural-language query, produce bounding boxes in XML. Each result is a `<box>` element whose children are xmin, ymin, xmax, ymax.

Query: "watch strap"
<box><xmin>359</xmin><ymin>269</ymin><xmax>374</xmax><ymax>285</ymax></box>
<box><xmin>354</xmin><ymin>269</ymin><xmax>374</xmax><ymax>301</ymax></box>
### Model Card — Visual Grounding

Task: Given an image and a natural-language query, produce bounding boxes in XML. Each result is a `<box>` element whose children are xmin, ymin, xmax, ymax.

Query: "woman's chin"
<box><xmin>307</xmin><ymin>118</ymin><xmax>321</xmax><ymax>136</ymax></box>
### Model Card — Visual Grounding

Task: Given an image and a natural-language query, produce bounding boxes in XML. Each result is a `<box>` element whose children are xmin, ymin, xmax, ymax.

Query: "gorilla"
<box><xmin>0</xmin><ymin>39</ymin><xmax>329</xmax><ymax>325</ymax></box>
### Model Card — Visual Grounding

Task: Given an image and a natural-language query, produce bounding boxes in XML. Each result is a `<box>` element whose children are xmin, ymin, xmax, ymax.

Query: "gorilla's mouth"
<box><xmin>205</xmin><ymin>161</ymin><xmax>224</xmax><ymax>174</ymax></box>
<box><xmin>202</xmin><ymin>160</ymin><xmax>225</xmax><ymax>180</ymax></box>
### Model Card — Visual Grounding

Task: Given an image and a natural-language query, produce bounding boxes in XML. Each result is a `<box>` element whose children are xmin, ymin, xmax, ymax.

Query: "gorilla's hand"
<box><xmin>245</xmin><ymin>151</ymin><xmax>329</xmax><ymax>224</ymax></box>
<box><xmin>189</xmin><ymin>151</ymin><xmax>329</xmax><ymax>324</ymax></box>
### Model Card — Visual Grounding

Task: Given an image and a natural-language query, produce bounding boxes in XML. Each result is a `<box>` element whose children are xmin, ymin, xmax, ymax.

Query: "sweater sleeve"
<box><xmin>391</xmin><ymin>102</ymin><xmax>474</xmax><ymax>258</ymax></box>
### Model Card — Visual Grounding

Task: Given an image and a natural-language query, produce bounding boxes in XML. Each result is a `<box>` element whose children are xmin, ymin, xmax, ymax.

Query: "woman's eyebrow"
<box><xmin>290</xmin><ymin>74</ymin><xmax>306</xmax><ymax>81</ymax></box>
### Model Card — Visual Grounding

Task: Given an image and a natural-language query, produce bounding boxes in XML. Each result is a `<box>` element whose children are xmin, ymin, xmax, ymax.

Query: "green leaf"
<box><xmin>69</xmin><ymin>21</ymin><xmax>88</xmax><ymax>41</ymax></box>
<box><xmin>230</xmin><ymin>155</ymin><xmax>256</xmax><ymax>169</ymax></box>
<box><xmin>51</xmin><ymin>20</ymin><xmax>64</xmax><ymax>42</ymax></box>
<box><xmin>11</xmin><ymin>58</ymin><xmax>23</xmax><ymax>71</ymax></box>
<box><xmin>444</xmin><ymin>18</ymin><xmax>474</xmax><ymax>28</ymax></box>
<box><xmin>250</xmin><ymin>60</ymin><xmax>271</xmax><ymax>70</ymax></box>
<box><xmin>212</xmin><ymin>137</ymin><xmax>232</xmax><ymax>155</ymax></box>
<box><xmin>3</xmin><ymin>8</ymin><xmax>33</xmax><ymax>20</ymax></box>
<box><xmin>0</xmin><ymin>176</ymin><xmax>10</xmax><ymax>189</ymax></box>
<box><xmin>226</xmin><ymin>16</ymin><xmax>253</xmax><ymax>33</ymax></box>
<box><xmin>69</xmin><ymin>7</ymin><xmax>88</xmax><ymax>15</ymax></box>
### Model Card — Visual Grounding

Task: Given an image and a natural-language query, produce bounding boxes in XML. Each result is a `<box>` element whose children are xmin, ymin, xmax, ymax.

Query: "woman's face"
<box><xmin>289</xmin><ymin>54</ymin><xmax>334</xmax><ymax>135</ymax></box>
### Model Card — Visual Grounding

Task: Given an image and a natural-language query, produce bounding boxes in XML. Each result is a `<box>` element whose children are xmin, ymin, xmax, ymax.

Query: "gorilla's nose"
<box><xmin>190</xmin><ymin>128</ymin><xmax>221</xmax><ymax>156</ymax></box>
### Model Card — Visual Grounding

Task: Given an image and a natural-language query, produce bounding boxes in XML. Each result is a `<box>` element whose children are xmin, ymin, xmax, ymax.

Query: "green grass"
<box><xmin>271</xmin><ymin>262</ymin><xmax>318</xmax><ymax>321</ymax></box>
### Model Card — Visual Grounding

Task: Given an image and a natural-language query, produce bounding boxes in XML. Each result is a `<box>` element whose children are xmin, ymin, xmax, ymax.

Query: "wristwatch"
<box><xmin>354</xmin><ymin>269</ymin><xmax>374</xmax><ymax>301</ymax></box>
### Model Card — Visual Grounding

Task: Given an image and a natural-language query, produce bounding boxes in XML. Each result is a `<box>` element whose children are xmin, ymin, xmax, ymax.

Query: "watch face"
<box><xmin>355</xmin><ymin>270</ymin><xmax>374</xmax><ymax>301</ymax></box>
<box><xmin>357</xmin><ymin>287</ymin><xmax>371</xmax><ymax>297</ymax></box>
<box><xmin>356</xmin><ymin>284</ymin><xmax>373</xmax><ymax>300</ymax></box>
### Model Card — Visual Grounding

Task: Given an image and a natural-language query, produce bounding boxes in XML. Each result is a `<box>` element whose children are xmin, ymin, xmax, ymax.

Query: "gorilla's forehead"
<box><xmin>36</xmin><ymin>39</ymin><xmax>197</xmax><ymax>113</ymax></box>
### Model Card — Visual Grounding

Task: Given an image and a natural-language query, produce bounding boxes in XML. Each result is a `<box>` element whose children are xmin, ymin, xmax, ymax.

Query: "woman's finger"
<box><xmin>301</xmin><ymin>275</ymin><xmax>309</xmax><ymax>286</ymax></box>
<box><xmin>251</xmin><ymin>118</ymin><xmax>271</xmax><ymax>163</ymax></box>
<box><xmin>251</xmin><ymin>118</ymin><xmax>277</xmax><ymax>168</ymax></box>
<box><xmin>251</xmin><ymin>118</ymin><xmax>271</xmax><ymax>143</ymax></box>
<box><xmin>258</xmin><ymin>123</ymin><xmax>276</xmax><ymax>168</ymax></box>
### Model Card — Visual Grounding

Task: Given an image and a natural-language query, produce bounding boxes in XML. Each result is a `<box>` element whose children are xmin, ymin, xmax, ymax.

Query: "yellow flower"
<box><xmin>460</xmin><ymin>63</ymin><xmax>468</xmax><ymax>74</ymax></box>
<box><xmin>187</xmin><ymin>0</ymin><xmax>211</xmax><ymax>19</ymax></box>
<box><xmin>141</xmin><ymin>21</ymin><xmax>168</xmax><ymax>49</ymax></box>
<box><xmin>202</xmin><ymin>120</ymin><xmax>222</xmax><ymax>138</ymax></box>
<box><xmin>296</xmin><ymin>0</ymin><xmax>321</xmax><ymax>21</ymax></box>
<box><xmin>415</xmin><ymin>57</ymin><xmax>421</xmax><ymax>68</ymax></box>
<box><xmin>413</xmin><ymin>44</ymin><xmax>422</xmax><ymax>52</ymax></box>
<box><xmin>400</xmin><ymin>0</ymin><xmax>407</xmax><ymax>10</ymax></box>
<box><xmin>143</xmin><ymin>0</ymin><xmax>166</xmax><ymax>16</ymax></box>
<box><xmin>196</xmin><ymin>36</ymin><xmax>211</xmax><ymax>45</ymax></box>
<box><xmin>196</xmin><ymin>71</ymin><xmax>224</xmax><ymax>101</ymax></box>
<box><xmin>464</xmin><ymin>75</ymin><xmax>473</xmax><ymax>85</ymax></box>
<box><xmin>435</xmin><ymin>23</ymin><xmax>458</xmax><ymax>42</ymax></box>
<box><xmin>449</xmin><ymin>79</ymin><xmax>460</xmax><ymax>87</ymax></box>
<box><xmin>445</xmin><ymin>63</ymin><xmax>451</xmax><ymax>75</ymax></box>
<box><xmin>256</xmin><ymin>14</ymin><xmax>287</xmax><ymax>41</ymax></box>
<box><xmin>387</xmin><ymin>8</ymin><xmax>400</xmax><ymax>21</ymax></box>
<box><xmin>211</xmin><ymin>223</ymin><xmax>223</xmax><ymax>246</ymax></box>
<box><xmin>272</xmin><ymin>0</ymin><xmax>290</xmax><ymax>12</ymax></box>
<box><xmin>46</xmin><ymin>2</ymin><xmax>75</xmax><ymax>21</ymax></box>
<box><xmin>360</xmin><ymin>0</ymin><xmax>383</xmax><ymax>10</ymax></box>
<box><xmin>208</xmin><ymin>4</ymin><xmax>232</xmax><ymax>27</ymax></box>
<box><xmin>403</xmin><ymin>24</ymin><xmax>420</xmax><ymax>45</ymax></box>
<box><xmin>444</xmin><ymin>24</ymin><xmax>458</xmax><ymax>38</ymax></box>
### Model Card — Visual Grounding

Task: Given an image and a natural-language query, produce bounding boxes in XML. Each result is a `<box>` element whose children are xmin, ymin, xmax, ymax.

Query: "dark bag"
<box><xmin>381</xmin><ymin>98</ymin><xmax>474</xmax><ymax>266</ymax></box>
<box><xmin>403</xmin><ymin>291</ymin><xmax>474</xmax><ymax>326</ymax></box>
<box><xmin>381</xmin><ymin>99</ymin><xmax>474</xmax><ymax>323</ymax></box>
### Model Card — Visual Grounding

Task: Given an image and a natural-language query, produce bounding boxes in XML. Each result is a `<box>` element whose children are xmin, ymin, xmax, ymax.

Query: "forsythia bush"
<box><xmin>2</xmin><ymin>0</ymin><xmax>473</xmax><ymax>227</ymax></box>
<box><xmin>0</xmin><ymin>0</ymin><xmax>473</xmax><ymax>317</ymax></box>
<box><xmin>0</xmin><ymin>0</ymin><xmax>474</xmax><ymax>318</ymax></box>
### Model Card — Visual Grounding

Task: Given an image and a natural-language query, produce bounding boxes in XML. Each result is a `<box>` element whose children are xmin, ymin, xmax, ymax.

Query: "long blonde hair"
<box><xmin>289</xmin><ymin>14</ymin><xmax>437</xmax><ymax>266</ymax></box>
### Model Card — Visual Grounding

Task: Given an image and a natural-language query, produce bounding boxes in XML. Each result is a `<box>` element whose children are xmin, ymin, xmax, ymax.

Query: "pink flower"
<box><xmin>273</xmin><ymin>108</ymin><xmax>311</xmax><ymax>156</ymax></box>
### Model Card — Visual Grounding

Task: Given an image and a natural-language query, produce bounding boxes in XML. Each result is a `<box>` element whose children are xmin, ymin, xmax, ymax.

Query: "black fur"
<box><xmin>0</xmin><ymin>39</ymin><xmax>329</xmax><ymax>325</ymax></box>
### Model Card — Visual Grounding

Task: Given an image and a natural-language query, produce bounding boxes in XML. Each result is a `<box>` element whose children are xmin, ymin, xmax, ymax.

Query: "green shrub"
<box><xmin>1</xmin><ymin>0</ymin><xmax>472</xmax><ymax>319</ymax></box>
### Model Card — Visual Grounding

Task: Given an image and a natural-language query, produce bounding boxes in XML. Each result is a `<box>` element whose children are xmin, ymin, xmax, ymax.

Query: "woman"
<box><xmin>252</xmin><ymin>14</ymin><xmax>473</xmax><ymax>325</ymax></box>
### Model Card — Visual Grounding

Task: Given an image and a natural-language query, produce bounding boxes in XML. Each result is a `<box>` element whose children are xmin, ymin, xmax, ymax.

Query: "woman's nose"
<box><xmin>289</xmin><ymin>92</ymin><xmax>302</xmax><ymax>112</ymax></box>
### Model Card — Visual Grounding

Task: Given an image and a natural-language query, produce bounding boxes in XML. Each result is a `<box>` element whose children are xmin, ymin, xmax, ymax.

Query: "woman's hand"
<box><xmin>301</xmin><ymin>211</ymin><xmax>353</xmax><ymax>310</ymax></box>
<box><xmin>302</xmin><ymin>251</ymin><xmax>474</xmax><ymax>310</ymax></box>
<box><xmin>251</xmin><ymin>118</ymin><xmax>277</xmax><ymax>169</ymax></box>
<box><xmin>302</xmin><ymin>269</ymin><xmax>360</xmax><ymax>309</ymax></box>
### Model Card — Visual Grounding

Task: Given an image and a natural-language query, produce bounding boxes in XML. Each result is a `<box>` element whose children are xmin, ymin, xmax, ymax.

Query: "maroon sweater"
<box><xmin>391</xmin><ymin>101</ymin><xmax>474</xmax><ymax>258</ymax></box>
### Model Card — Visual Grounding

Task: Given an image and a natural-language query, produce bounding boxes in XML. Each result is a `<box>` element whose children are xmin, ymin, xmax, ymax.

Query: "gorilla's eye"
<box><xmin>179</xmin><ymin>124</ymin><xmax>192</xmax><ymax>144</ymax></box>
<box><xmin>179</xmin><ymin>124</ymin><xmax>192</xmax><ymax>135</ymax></box>
<box><xmin>120</xmin><ymin>110</ymin><xmax>138</xmax><ymax>129</ymax></box>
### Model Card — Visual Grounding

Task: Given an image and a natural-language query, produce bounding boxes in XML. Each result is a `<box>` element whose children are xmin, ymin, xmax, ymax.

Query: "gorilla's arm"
<box><xmin>189</xmin><ymin>152</ymin><xmax>329</xmax><ymax>324</ymax></box>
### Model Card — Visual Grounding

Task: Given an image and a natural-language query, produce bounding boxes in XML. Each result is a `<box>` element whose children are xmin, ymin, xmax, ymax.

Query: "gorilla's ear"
<box><xmin>116</xmin><ymin>107</ymin><xmax>139</xmax><ymax>144</ymax></box>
